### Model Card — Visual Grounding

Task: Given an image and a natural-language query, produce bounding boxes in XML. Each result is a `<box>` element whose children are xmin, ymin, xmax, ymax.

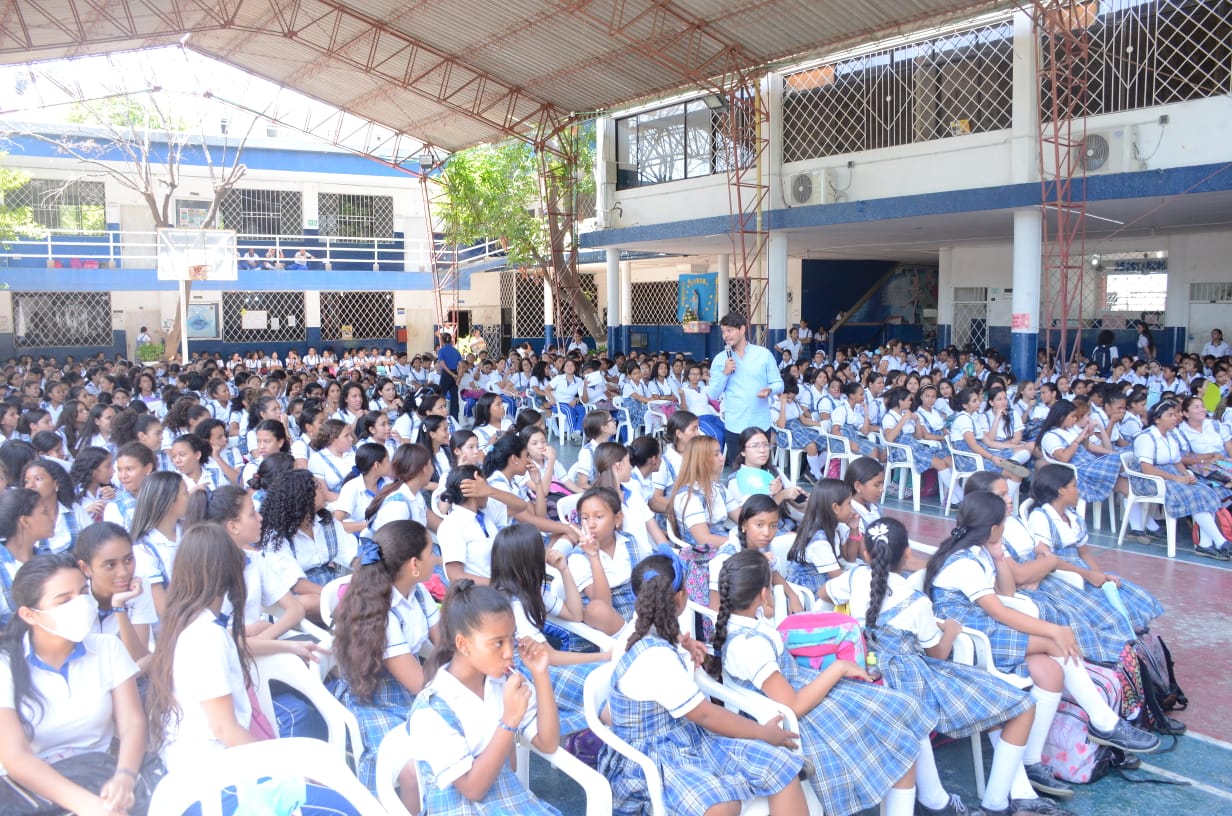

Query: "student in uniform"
<box><xmin>831</xmin><ymin>381</ymin><xmax>884</xmax><ymax>461</ymax></box>
<box><xmin>713</xmin><ymin>548</ymin><xmax>934</xmax><ymax>816</ymax></box>
<box><xmin>882</xmin><ymin>386</ymin><xmax>953</xmax><ymax>497</ymax></box>
<box><xmin>481</xmin><ymin>435</ymin><xmax>576</xmax><ymax>544</ymax></box>
<box><xmin>668</xmin><ymin>435</ymin><xmax>731</xmax><ymax>604</ymax></box>
<box><xmin>169</xmin><ymin>433</ymin><xmax>225</xmax><ymax>493</ymax></box>
<box><xmin>1027</xmin><ymin>465</ymin><xmax>1165</xmax><ymax>634</ymax></box>
<box><xmin>69</xmin><ymin>447</ymin><xmax>115</xmax><ymax>526</ymax></box>
<box><xmin>21</xmin><ymin>458</ymin><xmax>87</xmax><ymax>555</ymax></box>
<box><xmin>707</xmin><ymin>494</ymin><xmax>803</xmax><ymax>613</ymax></box>
<box><xmin>725</xmin><ymin>427</ymin><xmax>806</xmax><ymax>528</ymax></box>
<box><xmin>679</xmin><ymin>363</ymin><xmax>726</xmax><ymax>449</ymax></box>
<box><xmin>129</xmin><ymin>470</ymin><xmax>189</xmax><ymax>620</ymax></box>
<box><xmin>568</xmin><ymin>410</ymin><xmax>618</xmax><ymax>490</ymax></box>
<box><xmin>366</xmin><ymin>443</ymin><xmax>434</xmax><ymax>532</ymax></box>
<box><xmin>332</xmin><ymin>521</ymin><xmax>440</xmax><ymax>793</ymax></box>
<box><xmin>593</xmin><ymin>442</ymin><xmax>670</xmax><ymax>557</ymax></box>
<box><xmin>436</xmin><ymin>465</ymin><xmax>500</xmax><ymax>585</ymax></box>
<box><xmin>785</xmin><ymin>478</ymin><xmax>861</xmax><ymax>592</ymax></box>
<box><xmin>290</xmin><ymin>406</ymin><xmax>327</xmax><ymax>469</ymax></box>
<box><xmin>307</xmin><ymin>419</ymin><xmax>357</xmax><ymax>502</ymax></box>
<box><xmin>258</xmin><ymin>468</ymin><xmax>356</xmax><ymax>619</ymax></box>
<box><xmin>195</xmin><ymin>418</ymin><xmax>243</xmax><ymax>486</ymax></box>
<box><xmin>649</xmin><ymin>410</ymin><xmax>699</xmax><ymax>514</ymax></box>
<box><xmin>602</xmin><ymin>550</ymin><xmax>808</xmax><ymax>816</ymax></box>
<box><xmin>406</xmin><ymin>581</ymin><xmax>562</xmax><ymax>815</ymax></box>
<box><xmin>491</xmin><ymin>523</ymin><xmax>607</xmax><ymax>735</ymax></box>
<box><xmin>950</xmin><ymin>387</ymin><xmax>1028</xmax><ymax>507</ymax></box>
<box><xmin>76</xmin><ymin>522</ymin><xmax>153</xmax><ymax>666</ymax></box>
<box><xmin>566</xmin><ymin>487</ymin><xmax>646</xmax><ymax>635</ymax></box>
<box><xmin>834</xmin><ymin>519</ymin><xmax>1064</xmax><ymax>816</ymax></box>
<box><xmin>0</xmin><ymin>489</ymin><xmax>55</xmax><ymax>627</ymax></box>
<box><xmin>354</xmin><ymin>411</ymin><xmax>398</xmax><ymax>461</ymax></box>
<box><xmin>0</xmin><ymin>554</ymin><xmax>152</xmax><ymax>816</ymax></box>
<box><xmin>332</xmin><ymin>443</ymin><xmax>392</xmax><ymax>535</ymax></box>
<box><xmin>103</xmin><ymin>442</ymin><xmax>155</xmax><ymax>529</ymax></box>
<box><xmin>771</xmin><ymin>376</ymin><xmax>827</xmax><ymax>481</ymax></box>
<box><xmin>1036</xmin><ymin>400</ymin><xmax>1123</xmax><ymax>506</ymax></box>
<box><xmin>924</xmin><ymin>492</ymin><xmax>1160</xmax><ymax>783</ymax></box>
<box><xmin>470</xmin><ymin>394</ymin><xmax>509</xmax><ymax>453</ymax></box>
<box><xmin>548</xmin><ymin>358</ymin><xmax>588</xmax><ymax>438</ymax></box>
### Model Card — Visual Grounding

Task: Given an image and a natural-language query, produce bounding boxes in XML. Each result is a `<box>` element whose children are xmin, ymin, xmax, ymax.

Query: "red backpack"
<box><xmin>1191</xmin><ymin>506</ymin><xmax>1232</xmax><ymax>545</ymax></box>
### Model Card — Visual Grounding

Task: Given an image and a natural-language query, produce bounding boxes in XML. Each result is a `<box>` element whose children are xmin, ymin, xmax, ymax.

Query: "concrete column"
<box><xmin>716</xmin><ymin>254</ymin><xmax>731</xmax><ymax>318</ymax></box>
<box><xmin>606</xmin><ymin>248</ymin><xmax>621</xmax><ymax>354</ymax></box>
<box><xmin>542</xmin><ymin>276</ymin><xmax>554</xmax><ymax>352</ymax></box>
<box><xmin>1011</xmin><ymin>208</ymin><xmax>1042</xmax><ymax>382</ymax></box>
<box><xmin>766</xmin><ymin>232</ymin><xmax>788</xmax><ymax>349</ymax></box>
<box><xmin>619</xmin><ymin>260</ymin><xmax>633</xmax><ymax>354</ymax></box>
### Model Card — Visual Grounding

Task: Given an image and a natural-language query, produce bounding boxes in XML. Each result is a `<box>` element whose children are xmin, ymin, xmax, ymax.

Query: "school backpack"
<box><xmin>1093</xmin><ymin>344</ymin><xmax>1113</xmax><ymax>377</ymax></box>
<box><xmin>1131</xmin><ymin>633</ymin><xmax>1188</xmax><ymax>733</ymax></box>
<box><xmin>777</xmin><ymin>612</ymin><xmax>868</xmax><ymax>672</ymax></box>
<box><xmin>1040</xmin><ymin>661</ymin><xmax>1124</xmax><ymax>783</ymax></box>
<box><xmin>1191</xmin><ymin>506</ymin><xmax>1232</xmax><ymax>546</ymax></box>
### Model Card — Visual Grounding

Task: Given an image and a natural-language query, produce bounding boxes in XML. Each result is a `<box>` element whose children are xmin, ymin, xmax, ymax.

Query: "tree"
<box><xmin>436</xmin><ymin>125</ymin><xmax>603</xmax><ymax>340</ymax></box>
<box><xmin>0</xmin><ymin>157</ymin><xmax>39</xmax><ymax>246</ymax></box>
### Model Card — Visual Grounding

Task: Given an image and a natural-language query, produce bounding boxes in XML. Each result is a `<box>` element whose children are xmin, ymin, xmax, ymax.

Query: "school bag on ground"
<box><xmin>1191</xmin><ymin>506</ymin><xmax>1232</xmax><ymax>546</ymax></box>
<box><xmin>1040</xmin><ymin>661</ymin><xmax>1124</xmax><ymax>783</ymax></box>
<box><xmin>777</xmin><ymin>612</ymin><xmax>868</xmax><ymax>672</ymax></box>
<box><xmin>1127</xmin><ymin>633</ymin><xmax>1188</xmax><ymax>734</ymax></box>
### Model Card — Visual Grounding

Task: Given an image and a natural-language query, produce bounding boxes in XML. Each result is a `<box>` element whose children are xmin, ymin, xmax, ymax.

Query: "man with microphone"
<box><xmin>708</xmin><ymin>311</ymin><xmax>784</xmax><ymax>469</ymax></box>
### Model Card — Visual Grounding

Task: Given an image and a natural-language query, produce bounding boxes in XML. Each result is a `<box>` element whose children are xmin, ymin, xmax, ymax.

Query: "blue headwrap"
<box><xmin>642</xmin><ymin>544</ymin><xmax>685</xmax><ymax>592</ymax></box>
<box><xmin>359</xmin><ymin>537</ymin><xmax>382</xmax><ymax>566</ymax></box>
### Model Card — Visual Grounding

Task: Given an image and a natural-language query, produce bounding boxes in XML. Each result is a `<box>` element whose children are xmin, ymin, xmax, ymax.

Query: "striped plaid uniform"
<box><xmin>841</xmin><ymin>425</ymin><xmax>881</xmax><ymax>457</ymax></box>
<box><xmin>513</xmin><ymin>652</ymin><xmax>598</xmax><ymax>736</ymax></box>
<box><xmin>111</xmin><ymin>489</ymin><xmax>137</xmax><ymax>528</ymax></box>
<box><xmin>410</xmin><ymin>692</ymin><xmax>561</xmax><ymax>816</ymax></box>
<box><xmin>675</xmin><ymin>489</ymin><xmax>727</xmax><ymax>605</ymax></box>
<box><xmin>1034</xmin><ymin>510</ymin><xmax>1164</xmax><ymax>633</ymax></box>
<box><xmin>1130</xmin><ymin>431</ymin><xmax>1222</xmax><ymax>516</ymax></box>
<box><xmin>785</xmin><ymin>559</ymin><xmax>827</xmax><ymax>595</ymax></box>
<box><xmin>781</xmin><ymin>416</ymin><xmax>824</xmax><ymax>448</ymax></box>
<box><xmin>951</xmin><ymin>438</ymin><xmax>1006</xmax><ymax>474</ymax></box>
<box><xmin>869</xmin><ymin>598</ymin><xmax>1034</xmax><ymax>739</ymax></box>
<box><xmin>887</xmin><ymin>431</ymin><xmax>944</xmax><ymax>475</ymax></box>
<box><xmin>723</xmin><ymin>625</ymin><xmax>930</xmax><ymax>816</ymax></box>
<box><xmin>329</xmin><ymin>671</ymin><xmax>414</xmax><ymax>792</ymax></box>
<box><xmin>601</xmin><ymin>635</ymin><xmax>802</xmax><ymax>816</ymax></box>
<box><xmin>1043</xmin><ymin>433</ymin><xmax>1121</xmax><ymax>502</ymax></box>
<box><xmin>929</xmin><ymin>548</ymin><xmax>1032</xmax><ymax>677</ymax></box>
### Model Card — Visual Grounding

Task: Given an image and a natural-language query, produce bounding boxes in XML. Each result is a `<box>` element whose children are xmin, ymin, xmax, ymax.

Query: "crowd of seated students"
<box><xmin>0</xmin><ymin>323</ymin><xmax>1225</xmax><ymax>814</ymax></box>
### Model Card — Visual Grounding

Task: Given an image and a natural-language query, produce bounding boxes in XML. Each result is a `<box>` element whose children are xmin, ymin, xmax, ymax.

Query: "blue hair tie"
<box><xmin>359</xmin><ymin>537</ymin><xmax>382</xmax><ymax>566</ymax></box>
<box><xmin>651</xmin><ymin>544</ymin><xmax>686</xmax><ymax>592</ymax></box>
<box><xmin>350</xmin><ymin>465</ymin><xmax>362</xmax><ymax>478</ymax></box>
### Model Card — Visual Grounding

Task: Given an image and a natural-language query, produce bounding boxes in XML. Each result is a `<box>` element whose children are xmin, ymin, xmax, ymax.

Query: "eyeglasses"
<box><xmin>746</xmin><ymin>443</ymin><xmax>770</xmax><ymax>450</ymax></box>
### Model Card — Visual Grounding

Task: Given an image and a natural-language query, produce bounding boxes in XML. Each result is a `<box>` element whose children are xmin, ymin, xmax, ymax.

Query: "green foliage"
<box><xmin>66</xmin><ymin>95</ymin><xmax>189</xmax><ymax>132</ymax></box>
<box><xmin>0</xmin><ymin>158</ymin><xmax>38</xmax><ymax>244</ymax></box>
<box><xmin>136</xmin><ymin>342</ymin><xmax>165</xmax><ymax>363</ymax></box>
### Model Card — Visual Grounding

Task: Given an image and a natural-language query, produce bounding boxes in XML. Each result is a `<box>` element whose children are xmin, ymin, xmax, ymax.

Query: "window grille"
<box><xmin>221</xmin><ymin>291</ymin><xmax>306</xmax><ymax>343</ymax></box>
<box><xmin>1042</xmin><ymin>0</ymin><xmax>1232</xmax><ymax>120</ymax></box>
<box><xmin>728</xmin><ymin>277</ymin><xmax>752</xmax><ymax>321</ymax></box>
<box><xmin>630</xmin><ymin>281</ymin><xmax>679</xmax><ymax>324</ymax></box>
<box><xmin>783</xmin><ymin>18</ymin><xmax>1014</xmax><ymax>161</ymax></box>
<box><xmin>320</xmin><ymin>292</ymin><xmax>395</xmax><ymax>341</ymax></box>
<box><xmin>219</xmin><ymin>188</ymin><xmax>302</xmax><ymax>235</ymax></box>
<box><xmin>502</xmin><ymin>270</ymin><xmax>545</xmax><ymax>337</ymax></box>
<box><xmin>615</xmin><ymin>96</ymin><xmax>752</xmax><ymax>189</ymax></box>
<box><xmin>1041</xmin><ymin>251</ymin><xmax>1167</xmax><ymax>330</ymax></box>
<box><xmin>319</xmin><ymin>193</ymin><xmax>394</xmax><ymax>239</ymax></box>
<box><xmin>951</xmin><ymin>287</ymin><xmax>990</xmax><ymax>352</ymax></box>
<box><xmin>1190</xmin><ymin>282</ymin><xmax>1232</xmax><ymax>303</ymax></box>
<box><xmin>7</xmin><ymin>179</ymin><xmax>106</xmax><ymax>232</ymax></box>
<box><xmin>12</xmin><ymin>291</ymin><xmax>112</xmax><ymax>347</ymax></box>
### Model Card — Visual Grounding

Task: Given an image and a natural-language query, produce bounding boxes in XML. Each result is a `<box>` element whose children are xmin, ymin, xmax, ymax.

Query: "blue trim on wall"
<box><xmin>1010</xmin><ymin>331</ymin><xmax>1037</xmax><ymax>383</ymax></box>
<box><xmin>766</xmin><ymin>328</ymin><xmax>787</xmax><ymax>352</ymax></box>
<box><xmin>0</xmin><ymin>266</ymin><xmax>435</xmax><ymax>291</ymax></box>
<box><xmin>936</xmin><ymin>324</ymin><xmax>952</xmax><ymax>350</ymax></box>
<box><xmin>581</xmin><ymin>161</ymin><xmax>1232</xmax><ymax>249</ymax></box>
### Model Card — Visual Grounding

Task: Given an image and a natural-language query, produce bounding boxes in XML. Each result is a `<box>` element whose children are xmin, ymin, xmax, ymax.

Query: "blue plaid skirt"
<box><xmin>951</xmin><ymin>439</ymin><xmax>999</xmax><ymax>473</ymax></box>
<box><xmin>514</xmin><ymin>652</ymin><xmax>597</xmax><ymax>736</ymax></box>
<box><xmin>624</xmin><ymin>400</ymin><xmax>648</xmax><ymax>433</ymax></box>
<box><xmin>412</xmin><ymin>692</ymin><xmax>560</xmax><ymax>816</ymax></box>
<box><xmin>785</xmin><ymin>560</ymin><xmax>827</xmax><ymax>594</ymax></box>
<box><xmin>782</xmin><ymin>418</ymin><xmax>823</xmax><ymax>448</ymax></box>
<box><xmin>603</xmin><ymin>636</ymin><xmax>802</xmax><ymax>816</ymax></box>
<box><xmin>1069</xmin><ymin>446</ymin><xmax>1122</xmax><ymax>503</ymax></box>
<box><xmin>1015</xmin><ymin>582</ymin><xmax>1127</xmax><ymax>665</ymax></box>
<box><xmin>329</xmin><ymin>672</ymin><xmax>414</xmax><ymax>792</ymax></box>
<box><xmin>1023</xmin><ymin>418</ymin><xmax>1045</xmax><ymax>442</ymax></box>
<box><xmin>302</xmin><ymin>563</ymin><xmax>344</xmax><ymax>587</ymax></box>
<box><xmin>841</xmin><ymin>426</ymin><xmax>880</xmax><ymax>457</ymax></box>
<box><xmin>869</xmin><ymin>627</ymin><xmax>1033</xmax><ymax>739</ymax></box>
<box><xmin>724</xmin><ymin>628</ymin><xmax>931</xmax><ymax>816</ymax></box>
<box><xmin>931</xmin><ymin>586</ymin><xmax>1031</xmax><ymax>677</ymax></box>
<box><xmin>888</xmin><ymin>432</ymin><xmax>944</xmax><ymax>474</ymax></box>
<box><xmin>1129</xmin><ymin>463</ymin><xmax>1221</xmax><ymax>517</ymax></box>
<box><xmin>1056</xmin><ymin>551</ymin><xmax>1164</xmax><ymax>632</ymax></box>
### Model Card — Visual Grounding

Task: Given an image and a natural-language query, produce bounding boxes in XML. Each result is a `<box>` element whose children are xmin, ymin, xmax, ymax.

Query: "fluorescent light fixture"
<box><xmin>1041</xmin><ymin>204</ymin><xmax>1125</xmax><ymax>226</ymax></box>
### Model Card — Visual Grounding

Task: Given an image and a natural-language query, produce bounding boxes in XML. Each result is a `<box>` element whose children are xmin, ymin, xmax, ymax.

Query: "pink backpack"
<box><xmin>777</xmin><ymin>612</ymin><xmax>868</xmax><ymax>672</ymax></box>
<box><xmin>1040</xmin><ymin>662</ymin><xmax>1123</xmax><ymax>783</ymax></box>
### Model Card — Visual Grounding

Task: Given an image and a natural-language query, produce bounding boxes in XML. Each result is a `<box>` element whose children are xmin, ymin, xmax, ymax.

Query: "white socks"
<box><xmin>885</xmin><ymin>786</ymin><xmax>917</xmax><ymax>816</ymax></box>
<box><xmin>938</xmin><ymin>467</ymin><xmax>953</xmax><ymax>499</ymax></box>
<box><xmin>1053</xmin><ymin>656</ymin><xmax>1118</xmax><ymax>732</ymax></box>
<box><xmin>1023</xmin><ymin>687</ymin><xmax>1061</xmax><ymax>765</ymax></box>
<box><xmin>805</xmin><ymin>453</ymin><xmax>824</xmax><ymax>480</ymax></box>
<box><xmin>982</xmin><ymin>738</ymin><xmax>1026</xmax><ymax>812</ymax></box>
<box><xmin>1193</xmin><ymin>512</ymin><xmax>1224</xmax><ymax>549</ymax></box>
<box><xmin>1006</xmin><ymin>479</ymin><xmax>1021</xmax><ymax>509</ymax></box>
<box><xmin>914</xmin><ymin>737</ymin><xmax>949</xmax><ymax>810</ymax></box>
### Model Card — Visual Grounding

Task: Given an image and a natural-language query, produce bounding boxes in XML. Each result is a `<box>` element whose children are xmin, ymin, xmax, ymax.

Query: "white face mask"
<box><xmin>36</xmin><ymin>593</ymin><xmax>98</xmax><ymax>643</ymax></box>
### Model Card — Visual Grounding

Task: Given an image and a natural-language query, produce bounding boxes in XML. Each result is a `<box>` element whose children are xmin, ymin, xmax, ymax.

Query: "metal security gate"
<box><xmin>952</xmin><ymin>287</ymin><xmax>989</xmax><ymax>352</ymax></box>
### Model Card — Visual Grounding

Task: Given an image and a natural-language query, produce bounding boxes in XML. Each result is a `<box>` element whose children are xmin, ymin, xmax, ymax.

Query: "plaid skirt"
<box><xmin>951</xmin><ymin>439</ymin><xmax>999</xmax><ymax>473</ymax></box>
<box><xmin>1070</xmin><ymin>446</ymin><xmax>1122</xmax><ymax>503</ymax></box>
<box><xmin>724</xmin><ymin>630</ymin><xmax>932</xmax><ymax>816</ymax></box>
<box><xmin>931</xmin><ymin>586</ymin><xmax>1031</xmax><ymax>677</ymax></box>
<box><xmin>785</xmin><ymin>560</ymin><xmax>827</xmax><ymax>595</ymax></box>
<box><xmin>329</xmin><ymin>672</ymin><xmax>414</xmax><ymax>792</ymax></box>
<box><xmin>1017</xmin><ymin>582</ymin><xmax>1127</xmax><ymax>665</ymax></box>
<box><xmin>1023</xmin><ymin>418</ymin><xmax>1045</xmax><ymax>442</ymax></box>
<box><xmin>624</xmin><ymin>400</ymin><xmax>648</xmax><ymax>433</ymax></box>
<box><xmin>1056</xmin><ymin>552</ymin><xmax>1164</xmax><ymax>632</ymax></box>
<box><xmin>1128</xmin><ymin>463</ymin><xmax>1222</xmax><ymax>517</ymax></box>
<box><xmin>889</xmin><ymin>433</ymin><xmax>944</xmax><ymax>475</ymax></box>
<box><xmin>870</xmin><ymin>627</ymin><xmax>1034</xmax><ymax>739</ymax></box>
<box><xmin>781</xmin><ymin>418</ymin><xmax>823</xmax><ymax>448</ymax></box>
<box><xmin>413</xmin><ymin>692</ymin><xmax>561</xmax><ymax>816</ymax></box>
<box><xmin>603</xmin><ymin>637</ymin><xmax>802</xmax><ymax>816</ymax></box>
<box><xmin>514</xmin><ymin>652</ymin><xmax>597</xmax><ymax>736</ymax></box>
<box><xmin>841</xmin><ymin>426</ymin><xmax>881</xmax><ymax>457</ymax></box>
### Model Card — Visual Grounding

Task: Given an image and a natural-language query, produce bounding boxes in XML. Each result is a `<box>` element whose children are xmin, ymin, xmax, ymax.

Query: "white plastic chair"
<box><xmin>1116</xmin><ymin>451</ymin><xmax>1178</xmax><ymax>558</ymax></box>
<box><xmin>547</xmin><ymin>614</ymin><xmax>618</xmax><ymax>652</ymax></box>
<box><xmin>550</xmin><ymin>403</ymin><xmax>573</xmax><ymax>446</ymax></box>
<box><xmin>583</xmin><ymin>663</ymin><xmax>770</xmax><ymax>816</ymax></box>
<box><xmin>768</xmin><ymin>532</ymin><xmax>796</xmax><ymax>579</ymax></box>
<box><xmin>318</xmin><ymin>573</ymin><xmax>353</xmax><ymax>627</ymax></box>
<box><xmin>1039</xmin><ymin>450</ymin><xmax>1117</xmax><ymax>531</ymax></box>
<box><xmin>612</xmin><ymin>396</ymin><xmax>636</xmax><ymax>444</ymax></box>
<box><xmin>773</xmin><ymin>427</ymin><xmax>808</xmax><ymax>486</ymax></box>
<box><xmin>148</xmin><ymin>738</ymin><xmax>386</xmax><ymax>816</ymax></box>
<box><xmin>250</xmin><ymin>653</ymin><xmax>364</xmax><ymax>772</ymax></box>
<box><xmin>881</xmin><ymin>437</ymin><xmax>921</xmax><ymax>512</ymax></box>
<box><xmin>375</xmin><ymin>725</ymin><xmax>416</xmax><ymax>816</ymax></box>
<box><xmin>824</xmin><ymin>431</ymin><xmax>860</xmax><ymax>480</ymax></box>
<box><xmin>944</xmin><ymin>438</ymin><xmax>984</xmax><ymax>516</ymax></box>
<box><xmin>513</xmin><ymin>743</ymin><xmax>614</xmax><ymax>816</ymax></box>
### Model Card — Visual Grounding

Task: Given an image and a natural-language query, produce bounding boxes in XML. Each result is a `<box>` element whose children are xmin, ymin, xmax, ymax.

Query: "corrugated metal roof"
<box><xmin>0</xmin><ymin>0</ymin><xmax>1009</xmax><ymax>151</ymax></box>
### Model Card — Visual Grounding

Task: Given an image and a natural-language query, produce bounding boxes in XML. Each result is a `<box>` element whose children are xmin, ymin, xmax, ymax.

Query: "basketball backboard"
<box><xmin>157</xmin><ymin>229</ymin><xmax>239</xmax><ymax>281</ymax></box>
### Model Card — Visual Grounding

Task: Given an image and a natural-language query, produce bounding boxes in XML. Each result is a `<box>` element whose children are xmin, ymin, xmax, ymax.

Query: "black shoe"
<box><xmin>1218</xmin><ymin>541</ymin><xmax>1232</xmax><ymax>560</ymax></box>
<box><xmin>1010</xmin><ymin>798</ymin><xmax>1079</xmax><ymax>816</ymax></box>
<box><xmin>1158</xmin><ymin>715</ymin><xmax>1188</xmax><ymax>734</ymax></box>
<box><xmin>1088</xmin><ymin>718</ymin><xmax>1161</xmax><ymax>753</ymax></box>
<box><xmin>1024</xmin><ymin>763</ymin><xmax>1073</xmax><ymax>799</ymax></box>
<box><xmin>916</xmin><ymin>794</ymin><xmax>978</xmax><ymax>816</ymax></box>
<box><xmin>1193</xmin><ymin>544</ymin><xmax>1225</xmax><ymax>560</ymax></box>
<box><xmin>1145</xmin><ymin>526</ymin><xmax>1168</xmax><ymax>541</ymax></box>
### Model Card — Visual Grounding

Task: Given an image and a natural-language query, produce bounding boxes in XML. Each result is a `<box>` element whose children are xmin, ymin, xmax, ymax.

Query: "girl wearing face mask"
<box><xmin>0</xmin><ymin>553</ymin><xmax>154</xmax><ymax>816</ymax></box>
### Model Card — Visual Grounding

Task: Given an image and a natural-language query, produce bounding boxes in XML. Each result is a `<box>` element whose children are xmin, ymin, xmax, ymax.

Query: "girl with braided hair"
<box><xmin>827</xmin><ymin>518</ymin><xmax>1044</xmax><ymax>816</ymax></box>
<box><xmin>601</xmin><ymin>549</ymin><xmax>808</xmax><ymax>816</ymax></box>
<box><xmin>712</xmin><ymin>548</ymin><xmax>930</xmax><ymax>816</ymax></box>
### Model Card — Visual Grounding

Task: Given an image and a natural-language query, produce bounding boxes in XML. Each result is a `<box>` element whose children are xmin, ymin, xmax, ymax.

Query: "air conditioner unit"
<box><xmin>1078</xmin><ymin>128</ymin><xmax>1137</xmax><ymax>174</ymax></box>
<box><xmin>785</xmin><ymin>169</ymin><xmax>836</xmax><ymax>206</ymax></box>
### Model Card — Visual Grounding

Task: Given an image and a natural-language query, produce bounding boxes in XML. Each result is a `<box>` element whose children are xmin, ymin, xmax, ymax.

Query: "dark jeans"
<box><xmin>439</xmin><ymin>371</ymin><xmax>459</xmax><ymax>418</ymax></box>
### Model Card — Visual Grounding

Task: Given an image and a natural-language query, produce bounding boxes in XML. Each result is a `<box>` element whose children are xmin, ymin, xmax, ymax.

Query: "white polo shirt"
<box><xmin>383</xmin><ymin>583</ymin><xmax>440</xmax><ymax>660</ymax></box>
<box><xmin>437</xmin><ymin>504</ymin><xmax>495</xmax><ymax>579</ymax></box>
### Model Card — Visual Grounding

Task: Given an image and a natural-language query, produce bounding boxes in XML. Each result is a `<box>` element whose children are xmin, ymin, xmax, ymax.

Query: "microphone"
<box><xmin>724</xmin><ymin>343</ymin><xmax>733</xmax><ymax>358</ymax></box>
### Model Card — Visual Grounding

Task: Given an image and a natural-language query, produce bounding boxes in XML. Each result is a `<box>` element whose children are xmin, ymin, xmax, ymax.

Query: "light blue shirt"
<box><xmin>707</xmin><ymin>342</ymin><xmax>784</xmax><ymax>432</ymax></box>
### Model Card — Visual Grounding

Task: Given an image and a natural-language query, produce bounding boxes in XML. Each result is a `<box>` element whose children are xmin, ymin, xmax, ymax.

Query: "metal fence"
<box><xmin>320</xmin><ymin>291</ymin><xmax>395</xmax><ymax>340</ymax></box>
<box><xmin>12</xmin><ymin>291</ymin><xmax>112</xmax><ymax>348</ymax></box>
<box><xmin>219</xmin><ymin>188</ymin><xmax>303</xmax><ymax>235</ymax></box>
<box><xmin>952</xmin><ymin>287</ymin><xmax>990</xmax><ymax>351</ymax></box>
<box><xmin>318</xmin><ymin>193</ymin><xmax>395</xmax><ymax>239</ymax></box>
<box><xmin>221</xmin><ymin>291</ymin><xmax>307</xmax><ymax>344</ymax></box>
<box><xmin>630</xmin><ymin>281</ymin><xmax>679</xmax><ymax>325</ymax></box>
<box><xmin>7</xmin><ymin>178</ymin><xmax>106</xmax><ymax>232</ymax></box>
